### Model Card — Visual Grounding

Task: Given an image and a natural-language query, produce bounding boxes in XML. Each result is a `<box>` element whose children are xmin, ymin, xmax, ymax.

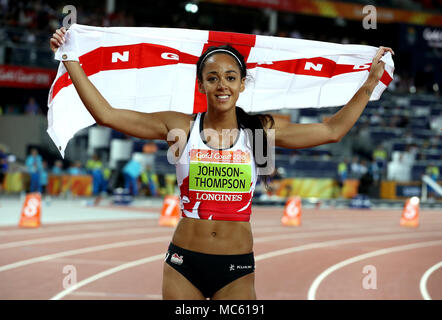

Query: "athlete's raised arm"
<box><xmin>50</xmin><ymin>27</ymin><xmax>191</xmax><ymax>141</ymax></box>
<box><xmin>272</xmin><ymin>46</ymin><xmax>394</xmax><ymax>149</ymax></box>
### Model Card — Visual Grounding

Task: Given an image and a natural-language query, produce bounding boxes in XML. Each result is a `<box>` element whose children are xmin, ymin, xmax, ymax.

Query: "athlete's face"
<box><xmin>198</xmin><ymin>53</ymin><xmax>245</xmax><ymax>112</ymax></box>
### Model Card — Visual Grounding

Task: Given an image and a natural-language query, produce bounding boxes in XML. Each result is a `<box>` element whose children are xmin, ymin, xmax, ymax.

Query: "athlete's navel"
<box><xmin>211</xmin><ymin>232</ymin><xmax>217</xmax><ymax>237</ymax></box>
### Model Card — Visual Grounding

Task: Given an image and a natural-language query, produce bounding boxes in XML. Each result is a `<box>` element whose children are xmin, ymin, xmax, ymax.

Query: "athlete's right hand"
<box><xmin>50</xmin><ymin>27</ymin><xmax>67</xmax><ymax>54</ymax></box>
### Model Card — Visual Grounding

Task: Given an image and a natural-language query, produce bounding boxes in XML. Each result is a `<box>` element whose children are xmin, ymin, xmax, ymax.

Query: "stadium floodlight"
<box><xmin>185</xmin><ymin>2</ymin><xmax>198</xmax><ymax>14</ymax></box>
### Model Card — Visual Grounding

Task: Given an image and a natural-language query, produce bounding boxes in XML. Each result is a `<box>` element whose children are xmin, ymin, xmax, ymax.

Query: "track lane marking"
<box><xmin>50</xmin><ymin>253</ymin><xmax>165</xmax><ymax>300</ymax></box>
<box><xmin>419</xmin><ymin>261</ymin><xmax>442</xmax><ymax>300</ymax></box>
<box><xmin>48</xmin><ymin>231</ymin><xmax>442</xmax><ymax>300</ymax></box>
<box><xmin>0</xmin><ymin>236</ymin><xmax>171</xmax><ymax>273</ymax></box>
<box><xmin>2</xmin><ymin>224</ymin><xmax>440</xmax><ymax>274</ymax></box>
<box><xmin>0</xmin><ymin>220</ymin><xmax>157</xmax><ymax>237</ymax></box>
<box><xmin>1</xmin><ymin>225</ymin><xmax>431</xmax><ymax>273</ymax></box>
<box><xmin>2</xmin><ymin>209</ymin><xmax>440</xmax><ymax>236</ymax></box>
<box><xmin>255</xmin><ymin>231</ymin><xmax>442</xmax><ymax>261</ymax></box>
<box><xmin>253</xmin><ymin>226</ymin><xmax>423</xmax><ymax>243</ymax></box>
<box><xmin>0</xmin><ymin>225</ymin><xmax>356</xmax><ymax>249</ymax></box>
<box><xmin>307</xmin><ymin>240</ymin><xmax>442</xmax><ymax>300</ymax></box>
<box><xmin>69</xmin><ymin>291</ymin><xmax>162</xmax><ymax>299</ymax></box>
<box><xmin>0</xmin><ymin>227</ymin><xmax>170</xmax><ymax>249</ymax></box>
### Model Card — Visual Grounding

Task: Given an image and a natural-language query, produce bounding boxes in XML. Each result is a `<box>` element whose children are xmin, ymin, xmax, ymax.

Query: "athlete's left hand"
<box><xmin>367</xmin><ymin>46</ymin><xmax>394</xmax><ymax>83</ymax></box>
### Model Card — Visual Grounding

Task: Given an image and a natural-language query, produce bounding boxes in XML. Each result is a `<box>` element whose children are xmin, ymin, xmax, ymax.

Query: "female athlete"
<box><xmin>50</xmin><ymin>27</ymin><xmax>393</xmax><ymax>300</ymax></box>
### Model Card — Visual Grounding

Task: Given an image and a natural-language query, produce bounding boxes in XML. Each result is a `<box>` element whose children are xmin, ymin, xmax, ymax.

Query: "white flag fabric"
<box><xmin>48</xmin><ymin>23</ymin><xmax>394</xmax><ymax>157</ymax></box>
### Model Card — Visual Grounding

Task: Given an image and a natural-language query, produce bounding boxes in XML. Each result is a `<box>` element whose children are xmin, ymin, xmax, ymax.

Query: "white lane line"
<box><xmin>253</xmin><ymin>226</ymin><xmax>418</xmax><ymax>243</ymax></box>
<box><xmin>69</xmin><ymin>291</ymin><xmax>162</xmax><ymax>299</ymax></box>
<box><xmin>0</xmin><ymin>224</ymin><xmax>329</xmax><ymax>248</ymax></box>
<box><xmin>0</xmin><ymin>227</ymin><xmax>349</xmax><ymax>272</ymax></box>
<box><xmin>51</xmin><ymin>257</ymin><xmax>129</xmax><ymax>267</ymax></box>
<box><xmin>1</xmin><ymin>223</ymin><xmax>439</xmax><ymax>274</ymax></box>
<box><xmin>0</xmin><ymin>224</ymin><xmax>341</xmax><ymax>249</ymax></box>
<box><xmin>0</xmin><ymin>227</ymin><xmax>170</xmax><ymax>249</ymax></box>
<box><xmin>419</xmin><ymin>261</ymin><xmax>442</xmax><ymax>300</ymax></box>
<box><xmin>255</xmin><ymin>231</ymin><xmax>442</xmax><ymax>261</ymax></box>
<box><xmin>50</xmin><ymin>253</ymin><xmax>165</xmax><ymax>300</ymax></box>
<box><xmin>307</xmin><ymin>240</ymin><xmax>442</xmax><ymax>300</ymax></box>
<box><xmin>0</xmin><ymin>220</ymin><xmax>156</xmax><ymax>237</ymax></box>
<box><xmin>0</xmin><ymin>236</ymin><xmax>171</xmax><ymax>273</ymax></box>
<box><xmin>2</xmin><ymin>215</ymin><xmax>440</xmax><ymax>237</ymax></box>
<box><xmin>51</xmin><ymin>231</ymin><xmax>442</xmax><ymax>300</ymax></box>
<box><xmin>0</xmin><ymin>225</ymin><xmax>357</xmax><ymax>249</ymax></box>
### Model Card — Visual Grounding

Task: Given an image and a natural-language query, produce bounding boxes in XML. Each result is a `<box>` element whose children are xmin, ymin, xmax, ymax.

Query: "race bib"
<box><xmin>189</xmin><ymin>149</ymin><xmax>252</xmax><ymax>193</ymax></box>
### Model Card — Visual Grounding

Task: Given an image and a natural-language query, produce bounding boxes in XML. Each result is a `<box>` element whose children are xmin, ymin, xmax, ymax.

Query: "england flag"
<box><xmin>48</xmin><ymin>23</ymin><xmax>394</xmax><ymax>157</ymax></box>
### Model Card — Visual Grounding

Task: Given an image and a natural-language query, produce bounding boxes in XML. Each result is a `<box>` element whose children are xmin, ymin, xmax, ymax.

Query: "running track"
<box><xmin>1</xmin><ymin>204</ymin><xmax>441</xmax><ymax>300</ymax></box>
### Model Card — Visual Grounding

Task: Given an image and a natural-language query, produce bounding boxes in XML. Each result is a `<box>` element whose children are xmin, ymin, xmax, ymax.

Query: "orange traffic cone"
<box><xmin>400</xmin><ymin>196</ymin><xmax>419</xmax><ymax>228</ymax></box>
<box><xmin>159</xmin><ymin>195</ymin><xmax>180</xmax><ymax>227</ymax></box>
<box><xmin>19</xmin><ymin>193</ymin><xmax>42</xmax><ymax>228</ymax></box>
<box><xmin>281</xmin><ymin>196</ymin><xmax>302</xmax><ymax>226</ymax></box>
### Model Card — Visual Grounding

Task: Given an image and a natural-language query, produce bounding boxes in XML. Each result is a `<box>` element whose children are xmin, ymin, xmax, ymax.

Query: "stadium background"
<box><xmin>0</xmin><ymin>0</ymin><xmax>441</xmax><ymax>302</ymax></box>
<box><xmin>0</xmin><ymin>0</ymin><xmax>441</xmax><ymax>204</ymax></box>
<box><xmin>0</xmin><ymin>0</ymin><xmax>440</xmax><ymax>204</ymax></box>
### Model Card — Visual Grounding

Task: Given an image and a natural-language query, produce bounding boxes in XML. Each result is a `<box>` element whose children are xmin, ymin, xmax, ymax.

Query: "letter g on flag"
<box><xmin>161</xmin><ymin>52</ymin><xmax>179</xmax><ymax>60</ymax></box>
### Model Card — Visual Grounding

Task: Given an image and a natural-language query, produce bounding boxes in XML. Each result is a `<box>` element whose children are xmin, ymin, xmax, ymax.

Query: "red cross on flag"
<box><xmin>48</xmin><ymin>24</ymin><xmax>394</xmax><ymax>157</ymax></box>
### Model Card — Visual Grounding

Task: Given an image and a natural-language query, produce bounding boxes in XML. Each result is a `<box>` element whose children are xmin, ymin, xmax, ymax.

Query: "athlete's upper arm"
<box><xmin>102</xmin><ymin>109</ymin><xmax>193</xmax><ymax>141</ymax></box>
<box><xmin>272</xmin><ymin>116</ymin><xmax>338</xmax><ymax>149</ymax></box>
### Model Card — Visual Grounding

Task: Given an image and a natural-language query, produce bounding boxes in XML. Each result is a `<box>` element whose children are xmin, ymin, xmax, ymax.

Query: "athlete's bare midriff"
<box><xmin>171</xmin><ymin>217</ymin><xmax>253</xmax><ymax>255</ymax></box>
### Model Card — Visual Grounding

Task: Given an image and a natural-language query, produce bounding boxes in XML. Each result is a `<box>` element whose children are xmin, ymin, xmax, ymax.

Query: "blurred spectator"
<box><xmin>123</xmin><ymin>159</ymin><xmax>142</xmax><ymax>196</ymax></box>
<box><xmin>389</xmin><ymin>114</ymin><xmax>408</xmax><ymax>128</ymax></box>
<box><xmin>24</xmin><ymin>97</ymin><xmax>40</xmax><ymax>115</ymax></box>
<box><xmin>387</xmin><ymin>73</ymin><xmax>400</xmax><ymax>92</ymax></box>
<box><xmin>68</xmin><ymin>161</ymin><xmax>85</xmax><ymax>175</ymax></box>
<box><xmin>141</xmin><ymin>164</ymin><xmax>157</xmax><ymax>196</ymax></box>
<box><xmin>349</xmin><ymin>156</ymin><xmax>359</xmax><ymax>175</ymax></box>
<box><xmin>24</xmin><ymin>29</ymin><xmax>36</xmax><ymax>44</ymax></box>
<box><xmin>403</xmin><ymin>131</ymin><xmax>414</xmax><ymax>144</ymax></box>
<box><xmin>268</xmin><ymin>167</ymin><xmax>284</xmax><ymax>196</ymax></box>
<box><xmin>39</xmin><ymin>160</ymin><xmax>48</xmax><ymax>195</ymax></box>
<box><xmin>0</xmin><ymin>0</ymin><xmax>8</xmax><ymax>13</ymax></box>
<box><xmin>403</xmin><ymin>144</ymin><xmax>417</xmax><ymax>166</ymax></box>
<box><xmin>337</xmin><ymin>158</ymin><xmax>348</xmax><ymax>191</ymax></box>
<box><xmin>52</xmin><ymin>160</ymin><xmax>64</xmax><ymax>175</ymax></box>
<box><xmin>429</xmin><ymin>136</ymin><xmax>440</xmax><ymax>149</ymax></box>
<box><xmin>358</xmin><ymin>169</ymin><xmax>374</xmax><ymax>197</ymax></box>
<box><xmin>102</xmin><ymin>166</ymin><xmax>111</xmax><ymax>193</ymax></box>
<box><xmin>289</xmin><ymin>30</ymin><xmax>302</xmax><ymax>39</ymax></box>
<box><xmin>387</xmin><ymin>152</ymin><xmax>411</xmax><ymax>182</ymax></box>
<box><xmin>425</xmin><ymin>163</ymin><xmax>440</xmax><ymax>199</ymax></box>
<box><xmin>0</xmin><ymin>146</ymin><xmax>8</xmax><ymax>192</ymax></box>
<box><xmin>426</xmin><ymin>163</ymin><xmax>440</xmax><ymax>181</ymax></box>
<box><xmin>368</xmin><ymin>157</ymin><xmax>381</xmax><ymax>182</ymax></box>
<box><xmin>25</xmin><ymin>148</ymin><xmax>42</xmax><ymax>192</ymax></box>
<box><xmin>430</xmin><ymin>113</ymin><xmax>442</xmax><ymax>133</ymax></box>
<box><xmin>5</xmin><ymin>105</ymin><xmax>20</xmax><ymax>114</ymax></box>
<box><xmin>86</xmin><ymin>153</ymin><xmax>104</xmax><ymax>195</ymax></box>
<box><xmin>352</xmin><ymin>121</ymin><xmax>372</xmax><ymax>155</ymax></box>
<box><xmin>369</xmin><ymin>112</ymin><xmax>384</xmax><ymax>126</ymax></box>
<box><xmin>360</xmin><ymin>159</ymin><xmax>368</xmax><ymax>176</ymax></box>
<box><xmin>254</xmin><ymin>179</ymin><xmax>266</xmax><ymax>199</ymax></box>
<box><xmin>372</xmin><ymin>144</ymin><xmax>388</xmax><ymax>171</ymax></box>
<box><xmin>350</xmin><ymin>156</ymin><xmax>367</xmax><ymax>178</ymax></box>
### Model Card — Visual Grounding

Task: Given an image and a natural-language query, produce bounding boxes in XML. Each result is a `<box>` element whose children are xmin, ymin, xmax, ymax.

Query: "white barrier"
<box><xmin>421</xmin><ymin>175</ymin><xmax>442</xmax><ymax>201</ymax></box>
